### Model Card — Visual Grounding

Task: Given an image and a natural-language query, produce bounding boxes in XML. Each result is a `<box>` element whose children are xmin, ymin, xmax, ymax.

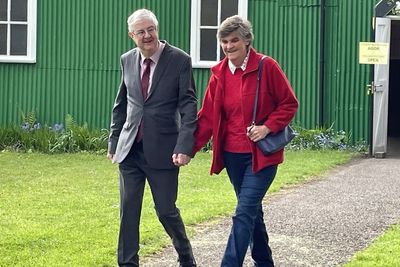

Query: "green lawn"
<box><xmin>0</xmin><ymin>150</ymin><xmax>353</xmax><ymax>266</ymax></box>
<box><xmin>344</xmin><ymin>223</ymin><xmax>400</xmax><ymax>267</ymax></box>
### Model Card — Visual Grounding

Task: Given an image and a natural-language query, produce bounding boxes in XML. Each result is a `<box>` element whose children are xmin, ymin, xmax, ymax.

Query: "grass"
<box><xmin>344</xmin><ymin>223</ymin><xmax>400</xmax><ymax>267</ymax></box>
<box><xmin>0</xmin><ymin>150</ymin><xmax>353</xmax><ymax>266</ymax></box>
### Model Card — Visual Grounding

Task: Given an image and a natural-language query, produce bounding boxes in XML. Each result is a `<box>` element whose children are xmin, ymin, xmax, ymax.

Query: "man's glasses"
<box><xmin>133</xmin><ymin>27</ymin><xmax>156</xmax><ymax>38</ymax></box>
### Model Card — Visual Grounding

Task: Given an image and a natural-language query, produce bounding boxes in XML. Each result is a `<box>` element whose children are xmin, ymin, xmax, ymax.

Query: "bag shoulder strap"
<box><xmin>252</xmin><ymin>56</ymin><xmax>267</xmax><ymax>125</ymax></box>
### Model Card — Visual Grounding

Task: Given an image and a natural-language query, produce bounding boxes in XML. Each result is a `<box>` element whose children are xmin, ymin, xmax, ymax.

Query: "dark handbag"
<box><xmin>256</xmin><ymin>125</ymin><xmax>295</xmax><ymax>154</ymax></box>
<box><xmin>252</xmin><ymin>57</ymin><xmax>296</xmax><ymax>155</ymax></box>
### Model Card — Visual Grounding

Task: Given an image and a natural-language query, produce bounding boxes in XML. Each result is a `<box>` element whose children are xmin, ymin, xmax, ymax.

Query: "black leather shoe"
<box><xmin>178</xmin><ymin>261</ymin><xmax>196</xmax><ymax>267</ymax></box>
<box><xmin>178</xmin><ymin>255</ymin><xmax>197</xmax><ymax>267</ymax></box>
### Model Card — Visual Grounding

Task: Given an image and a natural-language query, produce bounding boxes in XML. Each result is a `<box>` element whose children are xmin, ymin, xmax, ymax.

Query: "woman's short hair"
<box><xmin>217</xmin><ymin>15</ymin><xmax>254</xmax><ymax>46</ymax></box>
<box><xmin>127</xmin><ymin>9</ymin><xmax>159</xmax><ymax>32</ymax></box>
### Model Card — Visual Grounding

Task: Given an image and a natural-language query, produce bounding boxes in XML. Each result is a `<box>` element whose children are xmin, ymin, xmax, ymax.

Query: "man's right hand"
<box><xmin>107</xmin><ymin>153</ymin><xmax>114</xmax><ymax>161</ymax></box>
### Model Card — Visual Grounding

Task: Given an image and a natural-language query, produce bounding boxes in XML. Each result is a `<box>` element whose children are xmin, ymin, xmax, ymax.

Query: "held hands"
<box><xmin>107</xmin><ymin>152</ymin><xmax>191</xmax><ymax>167</ymax></box>
<box><xmin>172</xmin><ymin>153</ymin><xmax>191</xmax><ymax>167</ymax></box>
<box><xmin>107</xmin><ymin>152</ymin><xmax>191</xmax><ymax>166</ymax></box>
<box><xmin>247</xmin><ymin>125</ymin><xmax>271</xmax><ymax>142</ymax></box>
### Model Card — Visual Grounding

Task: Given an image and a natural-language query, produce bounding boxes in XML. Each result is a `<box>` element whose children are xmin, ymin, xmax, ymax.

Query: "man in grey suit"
<box><xmin>107</xmin><ymin>9</ymin><xmax>197</xmax><ymax>267</ymax></box>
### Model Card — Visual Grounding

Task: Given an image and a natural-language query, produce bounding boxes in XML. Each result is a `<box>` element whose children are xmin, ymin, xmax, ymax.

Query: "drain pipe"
<box><xmin>319</xmin><ymin>0</ymin><xmax>326</xmax><ymax>127</ymax></box>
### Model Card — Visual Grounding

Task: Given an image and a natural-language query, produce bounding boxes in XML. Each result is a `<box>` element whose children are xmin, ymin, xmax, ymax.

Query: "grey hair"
<box><xmin>127</xmin><ymin>9</ymin><xmax>159</xmax><ymax>32</ymax></box>
<box><xmin>217</xmin><ymin>15</ymin><xmax>254</xmax><ymax>46</ymax></box>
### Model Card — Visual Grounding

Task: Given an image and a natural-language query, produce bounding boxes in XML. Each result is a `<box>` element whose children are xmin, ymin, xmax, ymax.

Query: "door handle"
<box><xmin>367</xmin><ymin>83</ymin><xmax>374</xmax><ymax>95</ymax></box>
<box><xmin>367</xmin><ymin>82</ymin><xmax>384</xmax><ymax>95</ymax></box>
<box><xmin>374</xmin><ymin>84</ymin><xmax>384</xmax><ymax>92</ymax></box>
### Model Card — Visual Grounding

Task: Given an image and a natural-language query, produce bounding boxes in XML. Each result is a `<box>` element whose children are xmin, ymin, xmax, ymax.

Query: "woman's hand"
<box><xmin>246</xmin><ymin>125</ymin><xmax>271</xmax><ymax>142</ymax></box>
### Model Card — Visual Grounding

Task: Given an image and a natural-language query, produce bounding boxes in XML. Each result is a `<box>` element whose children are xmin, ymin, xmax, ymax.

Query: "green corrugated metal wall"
<box><xmin>323</xmin><ymin>0</ymin><xmax>375</xmax><ymax>142</ymax></box>
<box><xmin>0</xmin><ymin>0</ymin><xmax>378</xmax><ymax>143</ymax></box>
<box><xmin>0</xmin><ymin>0</ymin><xmax>192</xmax><ymax>128</ymax></box>
<box><xmin>247</xmin><ymin>0</ymin><xmax>375</xmax><ymax>142</ymax></box>
<box><xmin>249</xmin><ymin>0</ymin><xmax>321</xmax><ymax>128</ymax></box>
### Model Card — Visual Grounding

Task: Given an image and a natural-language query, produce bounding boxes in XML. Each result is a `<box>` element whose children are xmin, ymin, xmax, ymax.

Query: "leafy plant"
<box><xmin>288</xmin><ymin>124</ymin><xmax>367</xmax><ymax>152</ymax></box>
<box><xmin>65</xmin><ymin>113</ymin><xmax>77</xmax><ymax>130</ymax></box>
<box><xmin>20</xmin><ymin>109</ymin><xmax>37</xmax><ymax>128</ymax></box>
<box><xmin>199</xmin><ymin>124</ymin><xmax>367</xmax><ymax>153</ymax></box>
<box><xmin>0</xmin><ymin>114</ymin><xmax>108</xmax><ymax>153</ymax></box>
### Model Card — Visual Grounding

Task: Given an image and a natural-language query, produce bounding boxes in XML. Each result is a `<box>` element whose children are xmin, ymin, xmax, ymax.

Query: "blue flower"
<box><xmin>21</xmin><ymin>122</ymin><xmax>30</xmax><ymax>131</ymax></box>
<box><xmin>33</xmin><ymin>123</ymin><xmax>41</xmax><ymax>130</ymax></box>
<box><xmin>50</xmin><ymin>123</ymin><xmax>64</xmax><ymax>133</ymax></box>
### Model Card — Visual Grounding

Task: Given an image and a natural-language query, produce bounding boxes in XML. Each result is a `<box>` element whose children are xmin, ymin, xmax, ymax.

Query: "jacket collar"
<box><xmin>228</xmin><ymin>49</ymin><xmax>250</xmax><ymax>74</ymax></box>
<box><xmin>211</xmin><ymin>47</ymin><xmax>263</xmax><ymax>78</ymax></box>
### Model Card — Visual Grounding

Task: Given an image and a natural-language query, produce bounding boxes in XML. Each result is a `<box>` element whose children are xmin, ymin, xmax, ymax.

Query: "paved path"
<box><xmin>142</xmin><ymin>155</ymin><xmax>400</xmax><ymax>267</ymax></box>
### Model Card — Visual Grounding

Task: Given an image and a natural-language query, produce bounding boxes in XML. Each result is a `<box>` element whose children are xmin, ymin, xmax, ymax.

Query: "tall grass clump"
<box><xmin>0</xmin><ymin>113</ymin><xmax>108</xmax><ymax>154</ymax></box>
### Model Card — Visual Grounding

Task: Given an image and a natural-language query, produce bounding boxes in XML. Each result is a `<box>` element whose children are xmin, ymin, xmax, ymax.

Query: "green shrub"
<box><xmin>289</xmin><ymin>125</ymin><xmax>367</xmax><ymax>152</ymax></box>
<box><xmin>1</xmin><ymin>112</ymin><xmax>367</xmax><ymax>154</ymax></box>
<box><xmin>199</xmin><ymin>125</ymin><xmax>368</xmax><ymax>153</ymax></box>
<box><xmin>0</xmin><ymin>124</ymin><xmax>56</xmax><ymax>152</ymax></box>
<box><xmin>0</xmin><ymin>114</ymin><xmax>108</xmax><ymax>153</ymax></box>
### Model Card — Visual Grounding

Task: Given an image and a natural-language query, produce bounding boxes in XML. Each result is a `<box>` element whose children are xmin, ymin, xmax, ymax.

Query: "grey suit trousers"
<box><xmin>117</xmin><ymin>142</ymin><xmax>193</xmax><ymax>266</ymax></box>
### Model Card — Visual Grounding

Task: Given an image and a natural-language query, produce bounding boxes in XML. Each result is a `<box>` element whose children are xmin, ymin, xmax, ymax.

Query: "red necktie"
<box><xmin>136</xmin><ymin>58</ymin><xmax>152</xmax><ymax>143</ymax></box>
<box><xmin>141</xmin><ymin>58</ymin><xmax>152</xmax><ymax>100</ymax></box>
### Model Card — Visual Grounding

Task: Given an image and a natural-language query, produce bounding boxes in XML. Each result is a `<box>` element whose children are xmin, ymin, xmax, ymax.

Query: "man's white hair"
<box><xmin>127</xmin><ymin>9</ymin><xmax>159</xmax><ymax>32</ymax></box>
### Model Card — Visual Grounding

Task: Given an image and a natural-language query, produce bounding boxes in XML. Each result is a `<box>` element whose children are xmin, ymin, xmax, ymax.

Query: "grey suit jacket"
<box><xmin>108</xmin><ymin>41</ymin><xmax>197</xmax><ymax>169</ymax></box>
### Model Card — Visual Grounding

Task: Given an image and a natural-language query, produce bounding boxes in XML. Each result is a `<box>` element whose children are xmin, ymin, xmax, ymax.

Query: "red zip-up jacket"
<box><xmin>194</xmin><ymin>48</ymin><xmax>299</xmax><ymax>174</ymax></box>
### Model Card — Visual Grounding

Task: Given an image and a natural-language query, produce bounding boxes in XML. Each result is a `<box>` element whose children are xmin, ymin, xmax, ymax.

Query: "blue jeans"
<box><xmin>221</xmin><ymin>152</ymin><xmax>277</xmax><ymax>267</ymax></box>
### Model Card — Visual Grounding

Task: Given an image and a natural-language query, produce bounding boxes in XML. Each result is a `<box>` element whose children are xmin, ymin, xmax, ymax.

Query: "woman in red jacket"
<box><xmin>193</xmin><ymin>15</ymin><xmax>298</xmax><ymax>266</ymax></box>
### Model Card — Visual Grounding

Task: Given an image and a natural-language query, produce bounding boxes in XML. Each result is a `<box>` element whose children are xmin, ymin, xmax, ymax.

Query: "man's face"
<box><xmin>129</xmin><ymin>19</ymin><xmax>159</xmax><ymax>57</ymax></box>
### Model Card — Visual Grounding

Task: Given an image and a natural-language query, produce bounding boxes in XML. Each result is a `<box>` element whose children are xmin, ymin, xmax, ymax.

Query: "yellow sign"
<box><xmin>359</xmin><ymin>42</ymin><xmax>389</xmax><ymax>64</ymax></box>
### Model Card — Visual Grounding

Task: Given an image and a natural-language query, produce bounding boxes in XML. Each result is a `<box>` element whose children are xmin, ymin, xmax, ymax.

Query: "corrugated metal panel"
<box><xmin>249</xmin><ymin>0</ymin><xmax>375</xmax><ymax>142</ymax></box>
<box><xmin>250</xmin><ymin>0</ymin><xmax>321</xmax><ymax>128</ymax></box>
<box><xmin>0</xmin><ymin>0</ymin><xmax>191</xmax><ymax>128</ymax></box>
<box><xmin>0</xmin><ymin>0</ymin><xmax>378</xmax><ymax>144</ymax></box>
<box><xmin>193</xmin><ymin>68</ymin><xmax>211</xmax><ymax>109</ymax></box>
<box><xmin>324</xmin><ymin>0</ymin><xmax>375</xmax><ymax>142</ymax></box>
<box><xmin>157</xmin><ymin>0</ymin><xmax>191</xmax><ymax>51</ymax></box>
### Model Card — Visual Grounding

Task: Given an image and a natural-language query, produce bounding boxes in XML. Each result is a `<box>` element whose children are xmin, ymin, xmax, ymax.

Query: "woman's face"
<box><xmin>220</xmin><ymin>31</ymin><xmax>249</xmax><ymax>67</ymax></box>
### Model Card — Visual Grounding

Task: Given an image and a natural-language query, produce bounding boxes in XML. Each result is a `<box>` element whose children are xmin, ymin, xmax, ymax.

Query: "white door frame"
<box><xmin>372</xmin><ymin>17</ymin><xmax>391</xmax><ymax>157</ymax></box>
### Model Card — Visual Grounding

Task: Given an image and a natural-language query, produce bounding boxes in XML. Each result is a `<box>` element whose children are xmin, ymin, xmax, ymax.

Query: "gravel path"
<box><xmin>141</xmin><ymin>155</ymin><xmax>400</xmax><ymax>267</ymax></box>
